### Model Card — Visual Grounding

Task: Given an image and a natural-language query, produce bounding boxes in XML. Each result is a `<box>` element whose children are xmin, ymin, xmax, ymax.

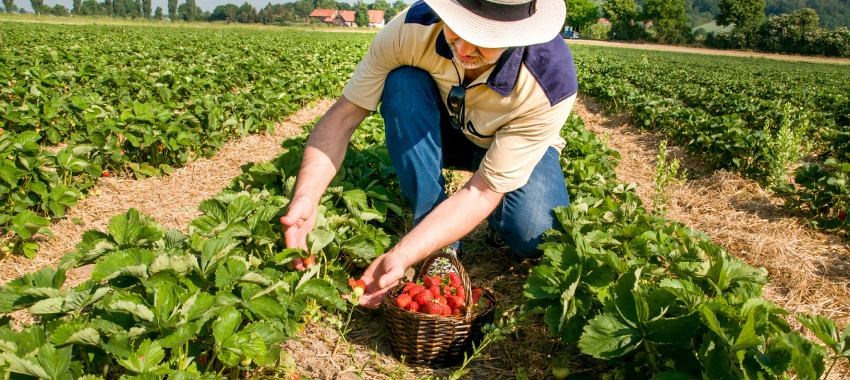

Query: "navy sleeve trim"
<box><xmin>523</xmin><ymin>37</ymin><xmax>579</xmax><ymax>106</ymax></box>
<box><xmin>405</xmin><ymin>1</ymin><xmax>441</xmax><ymax>25</ymax></box>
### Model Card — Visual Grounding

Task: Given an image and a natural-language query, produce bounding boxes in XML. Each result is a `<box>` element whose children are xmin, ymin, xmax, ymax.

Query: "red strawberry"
<box><xmin>293</xmin><ymin>255</ymin><xmax>316</xmax><ymax>271</ymax></box>
<box><xmin>839</xmin><ymin>210</ymin><xmax>847</xmax><ymax>222</ymax></box>
<box><xmin>441</xmin><ymin>304</ymin><xmax>452</xmax><ymax>316</ymax></box>
<box><xmin>423</xmin><ymin>275</ymin><xmax>439</xmax><ymax>288</ymax></box>
<box><xmin>414</xmin><ymin>289</ymin><xmax>433</xmax><ymax>306</ymax></box>
<box><xmin>455</xmin><ymin>286</ymin><xmax>465</xmax><ymax>299</ymax></box>
<box><xmin>101</xmin><ymin>170</ymin><xmax>111</xmax><ymax>177</ymax></box>
<box><xmin>434</xmin><ymin>295</ymin><xmax>447</xmax><ymax>305</ymax></box>
<box><xmin>429</xmin><ymin>286</ymin><xmax>441</xmax><ymax>298</ymax></box>
<box><xmin>402</xmin><ymin>281</ymin><xmax>417</xmax><ymax>293</ymax></box>
<box><xmin>395</xmin><ymin>293</ymin><xmax>412</xmax><ymax>309</ymax></box>
<box><xmin>408</xmin><ymin>284</ymin><xmax>426</xmax><ymax>297</ymax></box>
<box><xmin>451</xmin><ymin>307</ymin><xmax>461</xmax><ymax>316</ymax></box>
<box><xmin>423</xmin><ymin>302</ymin><xmax>442</xmax><ymax>315</ymax></box>
<box><xmin>448</xmin><ymin>272</ymin><xmax>462</xmax><ymax>288</ymax></box>
<box><xmin>442</xmin><ymin>285</ymin><xmax>455</xmax><ymax>297</ymax></box>
<box><xmin>404</xmin><ymin>301</ymin><xmax>420</xmax><ymax>312</ymax></box>
<box><xmin>446</xmin><ymin>295</ymin><xmax>465</xmax><ymax>310</ymax></box>
<box><xmin>472</xmin><ymin>288</ymin><xmax>483</xmax><ymax>304</ymax></box>
<box><xmin>348</xmin><ymin>277</ymin><xmax>366</xmax><ymax>297</ymax></box>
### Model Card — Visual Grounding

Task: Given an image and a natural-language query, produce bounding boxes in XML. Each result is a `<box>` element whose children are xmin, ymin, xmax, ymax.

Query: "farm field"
<box><xmin>1</xmin><ymin>20</ymin><xmax>850</xmax><ymax>379</ymax></box>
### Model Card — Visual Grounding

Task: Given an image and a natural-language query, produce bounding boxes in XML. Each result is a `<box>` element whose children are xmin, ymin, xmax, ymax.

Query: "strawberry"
<box><xmin>423</xmin><ymin>275</ymin><xmax>439</xmax><ymax>288</ymax></box>
<box><xmin>448</xmin><ymin>272</ymin><xmax>462</xmax><ymax>288</ymax></box>
<box><xmin>402</xmin><ymin>281</ymin><xmax>417</xmax><ymax>293</ymax></box>
<box><xmin>428</xmin><ymin>285</ymin><xmax>441</xmax><ymax>298</ymax></box>
<box><xmin>404</xmin><ymin>301</ymin><xmax>420</xmax><ymax>312</ymax></box>
<box><xmin>455</xmin><ymin>286</ymin><xmax>465</xmax><ymax>299</ymax></box>
<box><xmin>441</xmin><ymin>303</ymin><xmax>452</xmax><ymax>316</ymax></box>
<box><xmin>348</xmin><ymin>277</ymin><xmax>366</xmax><ymax>297</ymax></box>
<box><xmin>442</xmin><ymin>285</ymin><xmax>455</xmax><ymax>297</ymax></box>
<box><xmin>446</xmin><ymin>295</ymin><xmax>465</xmax><ymax>310</ymax></box>
<box><xmin>472</xmin><ymin>288</ymin><xmax>483</xmax><ymax>304</ymax></box>
<box><xmin>451</xmin><ymin>307</ymin><xmax>461</xmax><ymax>316</ymax></box>
<box><xmin>101</xmin><ymin>170</ymin><xmax>111</xmax><ymax>177</ymax></box>
<box><xmin>839</xmin><ymin>210</ymin><xmax>847</xmax><ymax>222</ymax></box>
<box><xmin>395</xmin><ymin>293</ymin><xmax>412</xmax><ymax>309</ymax></box>
<box><xmin>293</xmin><ymin>255</ymin><xmax>316</xmax><ymax>271</ymax></box>
<box><xmin>434</xmin><ymin>295</ymin><xmax>447</xmax><ymax>305</ymax></box>
<box><xmin>414</xmin><ymin>289</ymin><xmax>433</xmax><ymax>306</ymax></box>
<box><xmin>408</xmin><ymin>284</ymin><xmax>426</xmax><ymax>297</ymax></box>
<box><xmin>423</xmin><ymin>302</ymin><xmax>442</xmax><ymax>315</ymax></box>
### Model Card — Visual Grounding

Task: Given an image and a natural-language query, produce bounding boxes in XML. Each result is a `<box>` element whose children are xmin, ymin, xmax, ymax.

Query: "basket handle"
<box><xmin>417</xmin><ymin>250</ymin><xmax>473</xmax><ymax>321</ymax></box>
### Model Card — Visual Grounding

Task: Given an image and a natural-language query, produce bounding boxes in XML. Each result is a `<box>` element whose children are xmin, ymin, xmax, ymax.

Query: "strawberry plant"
<box><xmin>524</xmin><ymin>114</ymin><xmax>844</xmax><ymax>378</ymax></box>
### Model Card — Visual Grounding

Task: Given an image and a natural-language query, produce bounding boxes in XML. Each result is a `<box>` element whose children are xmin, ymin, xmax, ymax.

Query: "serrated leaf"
<box><xmin>578</xmin><ymin>313</ymin><xmax>641</xmax><ymax>359</ymax></box>
<box><xmin>149</xmin><ymin>252</ymin><xmax>198</xmax><ymax>275</ymax></box>
<box><xmin>213</xmin><ymin>306</ymin><xmax>241</xmax><ymax>345</ymax></box>
<box><xmin>116</xmin><ymin>340</ymin><xmax>165</xmax><ymax>374</ymax></box>
<box><xmin>1</xmin><ymin>352</ymin><xmax>50</xmax><ymax>379</ymax></box>
<box><xmin>797</xmin><ymin>314</ymin><xmax>839</xmax><ymax>352</ymax></box>
<box><xmin>110</xmin><ymin>299</ymin><xmax>154</xmax><ymax>322</ymax></box>
<box><xmin>37</xmin><ymin>344</ymin><xmax>72</xmax><ymax>380</ymax></box>
<box><xmin>50</xmin><ymin>323</ymin><xmax>101</xmax><ymax>346</ymax></box>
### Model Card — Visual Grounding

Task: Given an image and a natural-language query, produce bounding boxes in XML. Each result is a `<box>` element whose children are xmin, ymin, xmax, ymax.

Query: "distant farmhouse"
<box><xmin>309</xmin><ymin>9</ymin><xmax>385</xmax><ymax>28</ymax></box>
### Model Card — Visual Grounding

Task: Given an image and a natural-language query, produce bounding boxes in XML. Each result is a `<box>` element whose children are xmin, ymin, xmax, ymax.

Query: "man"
<box><xmin>280</xmin><ymin>0</ymin><xmax>577</xmax><ymax>308</ymax></box>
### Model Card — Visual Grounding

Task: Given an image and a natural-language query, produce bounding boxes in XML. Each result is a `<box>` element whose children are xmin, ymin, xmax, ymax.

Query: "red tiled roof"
<box><xmin>598</xmin><ymin>18</ymin><xmax>611</xmax><ymax>25</ymax></box>
<box><xmin>338</xmin><ymin>10</ymin><xmax>356</xmax><ymax>22</ymax></box>
<box><xmin>309</xmin><ymin>9</ymin><xmax>336</xmax><ymax>18</ymax></box>
<box><xmin>368</xmin><ymin>10</ymin><xmax>384</xmax><ymax>24</ymax></box>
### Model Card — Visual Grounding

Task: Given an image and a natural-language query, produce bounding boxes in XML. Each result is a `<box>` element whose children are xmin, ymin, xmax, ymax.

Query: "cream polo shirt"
<box><xmin>342</xmin><ymin>1</ymin><xmax>579</xmax><ymax>193</ymax></box>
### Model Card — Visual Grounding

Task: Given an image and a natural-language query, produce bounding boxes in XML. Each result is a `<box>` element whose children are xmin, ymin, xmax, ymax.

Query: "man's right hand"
<box><xmin>280</xmin><ymin>195</ymin><xmax>318</xmax><ymax>269</ymax></box>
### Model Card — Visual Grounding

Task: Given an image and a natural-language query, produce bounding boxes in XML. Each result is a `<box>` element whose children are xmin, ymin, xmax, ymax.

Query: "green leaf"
<box><xmin>109</xmin><ymin>297</ymin><xmax>155</xmax><ymax>322</ymax></box>
<box><xmin>50</xmin><ymin>323</ymin><xmax>101</xmax><ymax>346</ymax></box>
<box><xmin>107</xmin><ymin>209</ymin><xmax>163</xmax><ymax>247</ymax></box>
<box><xmin>732</xmin><ymin>313</ymin><xmax>763</xmax><ymax>352</ymax></box>
<box><xmin>36</xmin><ymin>344</ymin><xmax>72</xmax><ymax>380</ymax></box>
<box><xmin>149</xmin><ymin>252</ymin><xmax>198</xmax><ymax>275</ymax></box>
<box><xmin>9</xmin><ymin>210</ymin><xmax>50</xmax><ymax>240</ymax></box>
<box><xmin>307</xmin><ymin>229</ymin><xmax>335</xmax><ymax>254</ymax></box>
<box><xmin>116</xmin><ymin>340</ymin><xmax>165</xmax><ymax>374</ymax></box>
<box><xmin>295</xmin><ymin>278</ymin><xmax>345</xmax><ymax>311</ymax></box>
<box><xmin>783</xmin><ymin>332</ymin><xmax>826</xmax><ymax>380</ymax></box>
<box><xmin>213</xmin><ymin>306</ymin><xmax>241</xmax><ymax>345</ymax></box>
<box><xmin>1</xmin><ymin>352</ymin><xmax>50</xmax><ymax>379</ymax></box>
<box><xmin>796</xmin><ymin>314</ymin><xmax>839</xmax><ymax>352</ymax></box>
<box><xmin>578</xmin><ymin>313</ymin><xmax>641</xmax><ymax>359</ymax></box>
<box><xmin>645</xmin><ymin>313</ymin><xmax>699</xmax><ymax>346</ymax></box>
<box><xmin>91</xmin><ymin>248</ymin><xmax>154</xmax><ymax>282</ymax></box>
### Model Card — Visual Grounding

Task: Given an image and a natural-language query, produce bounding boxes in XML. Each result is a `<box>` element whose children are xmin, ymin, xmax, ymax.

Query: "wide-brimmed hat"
<box><xmin>423</xmin><ymin>0</ymin><xmax>566</xmax><ymax>48</ymax></box>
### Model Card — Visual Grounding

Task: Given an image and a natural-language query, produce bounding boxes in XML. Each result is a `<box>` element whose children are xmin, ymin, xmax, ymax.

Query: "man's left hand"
<box><xmin>357</xmin><ymin>251</ymin><xmax>409</xmax><ymax>308</ymax></box>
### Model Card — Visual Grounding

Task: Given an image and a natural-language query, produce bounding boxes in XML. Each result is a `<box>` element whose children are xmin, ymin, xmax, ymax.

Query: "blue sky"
<box><xmin>14</xmin><ymin>0</ymin><xmax>410</xmax><ymax>12</ymax></box>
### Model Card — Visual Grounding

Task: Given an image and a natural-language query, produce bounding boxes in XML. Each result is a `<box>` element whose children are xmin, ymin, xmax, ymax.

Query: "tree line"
<box><xmin>0</xmin><ymin>0</ymin><xmax>408</xmax><ymax>25</ymax></box>
<box><xmin>566</xmin><ymin>0</ymin><xmax>849</xmax><ymax>57</ymax></box>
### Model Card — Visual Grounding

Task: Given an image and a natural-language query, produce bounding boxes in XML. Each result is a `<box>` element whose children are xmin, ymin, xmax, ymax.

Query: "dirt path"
<box><xmin>0</xmin><ymin>99</ymin><xmax>334</xmax><ymax>287</ymax></box>
<box><xmin>568</xmin><ymin>39</ymin><xmax>850</xmax><ymax>65</ymax></box>
<box><xmin>574</xmin><ymin>95</ymin><xmax>850</xmax><ymax>378</ymax></box>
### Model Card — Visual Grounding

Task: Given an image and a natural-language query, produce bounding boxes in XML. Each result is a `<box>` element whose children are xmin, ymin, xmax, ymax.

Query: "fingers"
<box><xmin>359</xmin><ymin>285</ymin><xmax>392</xmax><ymax>309</ymax></box>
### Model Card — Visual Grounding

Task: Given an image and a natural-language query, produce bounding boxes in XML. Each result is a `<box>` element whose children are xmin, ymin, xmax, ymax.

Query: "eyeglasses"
<box><xmin>446</xmin><ymin>85</ymin><xmax>466</xmax><ymax>130</ymax></box>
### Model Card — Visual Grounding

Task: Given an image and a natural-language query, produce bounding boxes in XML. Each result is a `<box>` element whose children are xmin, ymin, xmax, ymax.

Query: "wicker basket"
<box><xmin>382</xmin><ymin>251</ymin><xmax>496</xmax><ymax>367</ymax></box>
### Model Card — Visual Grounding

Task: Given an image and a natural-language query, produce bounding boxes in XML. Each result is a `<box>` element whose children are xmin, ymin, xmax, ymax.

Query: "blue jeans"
<box><xmin>380</xmin><ymin>66</ymin><xmax>570</xmax><ymax>259</ymax></box>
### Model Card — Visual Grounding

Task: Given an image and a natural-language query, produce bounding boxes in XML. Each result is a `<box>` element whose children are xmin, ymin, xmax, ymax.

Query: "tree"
<box><xmin>211</xmin><ymin>3</ymin><xmax>238</xmax><ymax>22</ymax></box>
<box><xmin>142</xmin><ymin>0</ymin><xmax>150</xmax><ymax>17</ymax></box>
<box><xmin>643</xmin><ymin>0</ymin><xmax>691</xmax><ymax>43</ymax></box>
<box><xmin>717</xmin><ymin>0</ymin><xmax>765</xmax><ymax>28</ymax></box>
<box><xmin>236</xmin><ymin>2</ymin><xmax>256</xmax><ymax>23</ymax></box>
<box><xmin>177</xmin><ymin>0</ymin><xmax>201</xmax><ymax>21</ymax></box>
<box><xmin>370</xmin><ymin>0</ymin><xmax>389</xmax><ymax>10</ymax></box>
<box><xmin>3</xmin><ymin>0</ymin><xmax>14</xmax><ymax>14</ymax></box>
<box><xmin>384</xmin><ymin>0</ymin><xmax>406</xmax><ymax>21</ymax></box>
<box><xmin>603</xmin><ymin>0</ymin><xmax>645</xmax><ymax>39</ymax></box>
<box><xmin>104</xmin><ymin>0</ymin><xmax>112</xmax><ymax>16</ymax></box>
<box><xmin>30</xmin><ymin>0</ymin><xmax>42</xmax><ymax>14</ymax></box>
<box><xmin>154</xmin><ymin>5</ymin><xmax>162</xmax><ymax>19</ymax></box>
<box><xmin>168</xmin><ymin>0</ymin><xmax>177</xmax><ymax>19</ymax></box>
<box><xmin>72</xmin><ymin>0</ymin><xmax>81</xmax><ymax>14</ymax></box>
<box><xmin>567</xmin><ymin>0</ymin><xmax>600</xmax><ymax>33</ymax></box>
<box><xmin>354</xmin><ymin>0</ymin><xmax>369</xmax><ymax>26</ymax></box>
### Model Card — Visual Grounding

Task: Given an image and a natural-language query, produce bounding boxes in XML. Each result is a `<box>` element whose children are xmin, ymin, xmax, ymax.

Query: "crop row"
<box><xmin>0</xmin><ymin>116</ymin><xmax>402</xmax><ymax>378</ymax></box>
<box><xmin>526</xmin><ymin>115</ymin><xmax>849</xmax><ymax>378</ymax></box>
<box><xmin>571</xmin><ymin>44</ymin><xmax>849</xmax><ymax>235</ymax></box>
<box><xmin>0</xmin><ymin>22</ymin><xmax>374</xmax><ymax>256</ymax></box>
<box><xmin>0</xmin><ymin>111</ymin><xmax>845</xmax><ymax>378</ymax></box>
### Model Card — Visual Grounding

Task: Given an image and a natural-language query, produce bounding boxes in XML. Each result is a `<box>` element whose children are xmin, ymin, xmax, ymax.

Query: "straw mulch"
<box><xmin>0</xmin><ymin>99</ymin><xmax>334</xmax><ymax>288</ymax></box>
<box><xmin>575</xmin><ymin>95</ymin><xmax>850</xmax><ymax>378</ymax></box>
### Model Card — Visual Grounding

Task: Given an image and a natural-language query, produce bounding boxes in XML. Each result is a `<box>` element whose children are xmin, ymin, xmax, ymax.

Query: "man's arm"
<box><xmin>280</xmin><ymin>97</ymin><xmax>371</xmax><ymax>254</ymax></box>
<box><xmin>358</xmin><ymin>170</ymin><xmax>504</xmax><ymax>307</ymax></box>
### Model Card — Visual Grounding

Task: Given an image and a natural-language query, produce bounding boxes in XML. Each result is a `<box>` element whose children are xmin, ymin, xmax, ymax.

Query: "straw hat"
<box><xmin>423</xmin><ymin>0</ymin><xmax>566</xmax><ymax>48</ymax></box>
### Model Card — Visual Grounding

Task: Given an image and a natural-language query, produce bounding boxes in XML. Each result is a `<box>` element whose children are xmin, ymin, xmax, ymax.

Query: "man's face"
<box><xmin>443</xmin><ymin>25</ymin><xmax>507</xmax><ymax>70</ymax></box>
